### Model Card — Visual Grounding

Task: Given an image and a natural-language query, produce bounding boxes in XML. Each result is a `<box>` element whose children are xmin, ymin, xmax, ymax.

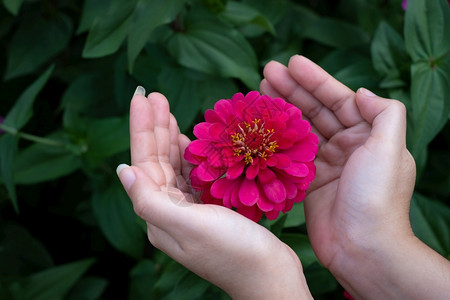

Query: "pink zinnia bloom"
<box><xmin>402</xmin><ymin>0</ymin><xmax>408</xmax><ymax>10</ymax></box>
<box><xmin>0</xmin><ymin>116</ymin><xmax>5</xmax><ymax>135</ymax></box>
<box><xmin>184</xmin><ymin>91</ymin><xmax>318</xmax><ymax>222</ymax></box>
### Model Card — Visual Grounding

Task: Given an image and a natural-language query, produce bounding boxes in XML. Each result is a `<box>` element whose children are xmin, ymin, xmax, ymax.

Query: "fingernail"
<box><xmin>116</xmin><ymin>164</ymin><xmax>135</xmax><ymax>190</ymax></box>
<box><xmin>359</xmin><ymin>87</ymin><xmax>377</xmax><ymax>97</ymax></box>
<box><xmin>134</xmin><ymin>86</ymin><xmax>146</xmax><ymax>96</ymax></box>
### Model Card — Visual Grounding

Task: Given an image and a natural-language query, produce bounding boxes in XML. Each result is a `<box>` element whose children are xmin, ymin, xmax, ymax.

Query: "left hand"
<box><xmin>116</xmin><ymin>88</ymin><xmax>312</xmax><ymax>299</ymax></box>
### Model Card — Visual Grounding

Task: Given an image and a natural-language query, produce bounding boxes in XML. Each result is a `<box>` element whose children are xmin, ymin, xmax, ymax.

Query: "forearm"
<box><xmin>332</xmin><ymin>234</ymin><xmax>450</xmax><ymax>299</ymax></box>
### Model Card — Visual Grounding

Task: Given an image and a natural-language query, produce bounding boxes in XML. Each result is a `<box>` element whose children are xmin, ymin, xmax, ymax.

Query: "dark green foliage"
<box><xmin>0</xmin><ymin>0</ymin><xmax>449</xmax><ymax>299</ymax></box>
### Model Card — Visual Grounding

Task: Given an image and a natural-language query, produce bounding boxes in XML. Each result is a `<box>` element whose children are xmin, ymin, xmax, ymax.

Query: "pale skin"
<box><xmin>117</xmin><ymin>55</ymin><xmax>450</xmax><ymax>299</ymax></box>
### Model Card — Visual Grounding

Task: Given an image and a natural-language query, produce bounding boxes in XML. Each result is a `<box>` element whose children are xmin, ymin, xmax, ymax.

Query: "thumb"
<box><xmin>116</xmin><ymin>164</ymin><xmax>188</xmax><ymax>226</ymax></box>
<box><xmin>356</xmin><ymin>88</ymin><xmax>408</xmax><ymax>148</ymax></box>
<box><xmin>116</xmin><ymin>164</ymin><xmax>136</xmax><ymax>191</ymax></box>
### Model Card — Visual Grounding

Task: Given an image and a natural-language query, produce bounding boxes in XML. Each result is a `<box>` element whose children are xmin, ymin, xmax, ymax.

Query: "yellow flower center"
<box><xmin>231</xmin><ymin>118</ymin><xmax>278</xmax><ymax>165</ymax></box>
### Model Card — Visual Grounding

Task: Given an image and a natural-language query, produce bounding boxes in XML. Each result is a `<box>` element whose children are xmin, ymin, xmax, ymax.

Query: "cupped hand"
<box><xmin>116</xmin><ymin>88</ymin><xmax>312</xmax><ymax>299</ymax></box>
<box><xmin>260</xmin><ymin>55</ymin><xmax>416</xmax><ymax>275</ymax></box>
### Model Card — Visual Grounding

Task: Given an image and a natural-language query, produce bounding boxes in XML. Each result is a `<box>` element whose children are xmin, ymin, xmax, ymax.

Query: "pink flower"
<box><xmin>402</xmin><ymin>0</ymin><xmax>408</xmax><ymax>10</ymax></box>
<box><xmin>184</xmin><ymin>91</ymin><xmax>318</xmax><ymax>222</ymax></box>
<box><xmin>0</xmin><ymin>116</ymin><xmax>5</xmax><ymax>135</ymax></box>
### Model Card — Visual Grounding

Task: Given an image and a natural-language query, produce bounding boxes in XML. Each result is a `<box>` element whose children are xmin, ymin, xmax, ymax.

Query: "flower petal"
<box><xmin>197</xmin><ymin>162</ymin><xmax>223</xmax><ymax>181</ymax></box>
<box><xmin>239</xmin><ymin>179</ymin><xmax>259</xmax><ymax>206</ymax></box>
<box><xmin>263</xmin><ymin>179</ymin><xmax>286</xmax><ymax>203</ymax></box>
<box><xmin>282</xmin><ymin>198</ymin><xmax>294</xmax><ymax>213</ymax></box>
<box><xmin>283</xmin><ymin>178</ymin><xmax>298</xmax><ymax>199</ymax></box>
<box><xmin>281</xmin><ymin>141</ymin><xmax>317</xmax><ymax>162</ymax></box>
<box><xmin>274</xmin><ymin>153</ymin><xmax>292</xmax><ymax>169</ymax></box>
<box><xmin>193</xmin><ymin>122</ymin><xmax>212</xmax><ymax>139</ymax></box>
<box><xmin>265</xmin><ymin>210</ymin><xmax>280</xmax><ymax>220</ymax></box>
<box><xmin>188</xmin><ymin>140</ymin><xmax>212</xmax><ymax>156</ymax></box>
<box><xmin>293</xmin><ymin>189</ymin><xmax>306</xmax><ymax>203</ymax></box>
<box><xmin>257</xmin><ymin>168</ymin><xmax>276</xmax><ymax>184</ymax></box>
<box><xmin>284</xmin><ymin>162</ymin><xmax>309</xmax><ymax>177</ymax></box>
<box><xmin>184</xmin><ymin>148</ymin><xmax>204</xmax><ymax>164</ymax></box>
<box><xmin>210</xmin><ymin>178</ymin><xmax>229</xmax><ymax>199</ymax></box>
<box><xmin>237</xmin><ymin>205</ymin><xmax>263</xmax><ymax>222</ymax></box>
<box><xmin>257</xmin><ymin>194</ymin><xmax>274</xmax><ymax>212</ymax></box>
<box><xmin>227</xmin><ymin>161</ymin><xmax>245</xmax><ymax>179</ymax></box>
<box><xmin>230</xmin><ymin>184</ymin><xmax>242</xmax><ymax>208</ymax></box>
<box><xmin>222</xmin><ymin>184</ymin><xmax>233</xmax><ymax>208</ymax></box>
<box><xmin>210</xmin><ymin>123</ymin><xmax>227</xmax><ymax>140</ymax></box>
<box><xmin>204</xmin><ymin>109</ymin><xmax>222</xmax><ymax>123</ymax></box>
<box><xmin>246</xmin><ymin>162</ymin><xmax>259</xmax><ymax>180</ymax></box>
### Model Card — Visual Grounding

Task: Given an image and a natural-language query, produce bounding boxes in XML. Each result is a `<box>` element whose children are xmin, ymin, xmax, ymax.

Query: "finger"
<box><xmin>263</xmin><ymin>59</ymin><xmax>344</xmax><ymax>140</ymax></box>
<box><xmin>169</xmin><ymin>114</ymin><xmax>189</xmax><ymax>191</ymax></box>
<box><xmin>130</xmin><ymin>87</ymin><xmax>166</xmax><ymax>186</ymax></box>
<box><xmin>355</xmin><ymin>88</ymin><xmax>407</xmax><ymax>149</ymax></box>
<box><xmin>148</xmin><ymin>92</ymin><xmax>178</xmax><ymax>187</ymax></box>
<box><xmin>260</xmin><ymin>78</ymin><xmax>327</xmax><ymax>145</ymax></box>
<box><xmin>169</xmin><ymin>114</ymin><xmax>182</xmax><ymax>176</ymax></box>
<box><xmin>178</xmin><ymin>133</ymin><xmax>193</xmax><ymax>181</ymax></box>
<box><xmin>287</xmin><ymin>55</ymin><xmax>364</xmax><ymax>128</ymax></box>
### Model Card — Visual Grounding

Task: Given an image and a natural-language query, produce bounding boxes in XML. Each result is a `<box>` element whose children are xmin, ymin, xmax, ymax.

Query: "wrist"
<box><xmin>226</xmin><ymin>243</ymin><xmax>312</xmax><ymax>299</ymax></box>
<box><xmin>330</xmin><ymin>230</ymin><xmax>450</xmax><ymax>299</ymax></box>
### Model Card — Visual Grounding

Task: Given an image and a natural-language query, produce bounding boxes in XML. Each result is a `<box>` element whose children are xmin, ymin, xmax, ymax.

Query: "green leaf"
<box><xmin>158</xmin><ymin>66</ymin><xmax>238</xmax><ymax>132</ymax></box>
<box><xmin>157</xmin><ymin>67</ymin><xmax>201</xmax><ymax>132</ymax></box>
<box><xmin>4</xmin><ymin>14</ymin><xmax>71</xmax><ymax>80</ymax></box>
<box><xmin>410</xmin><ymin>193</ymin><xmax>450</xmax><ymax>258</ymax></box>
<box><xmin>409</xmin><ymin>60</ymin><xmax>450</xmax><ymax>156</ymax></box>
<box><xmin>304</xmin><ymin>262</ymin><xmax>338</xmax><ymax>296</ymax></box>
<box><xmin>334</xmin><ymin>59</ymin><xmax>380</xmax><ymax>91</ymax></box>
<box><xmin>301</xmin><ymin>17</ymin><xmax>370</xmax><ymax>49</ymax></box>
<box><xmin>2</xmin><ymin>0</ymin><xmax>24</xmax><ymax>15</ymax></box>
<box><xmin>82</xmin><ymin>0</ymin><xmax>137</xmax><ymax>58</ymax></box>
<box><xmin>219</xmin><ymin>1</ymin><xmax>276</xmax><ymax>35</ymax></box>
<box><xmin>280</xmin><ymin>233</ymin><xmax>318</xmax><ymax>268</ymax></box>
<box><xmin>14</xmin><ymin>137</ymin><xmax>81</xmax><ymax>184</ymax></box>
<box><xmin>0</xmin><ymin>223</ymin><xmax>54</xmax><ymax>277</ymax></box>
<box><xmin>77</xmin><ymin>0</ymin><xmax>111</xmax><ymax>34</ymax></box>
<box><xmin>0</xmin><ymin>135</ymin><xmax>17</xmax><ymax>212</ymax></box>
<box><xmin>9</xmin><ymin>258</ymin><xmax>95</xmax><ymax>300</ymax></box>
<box><xmin>371</xmin><ymin>21</ymin><xmax>409</xmax><ymax>88</ymax></box>
<box><xmin>404</xmin><ymin>0</ymin><xmax>450</xmax><ymax>156</ymax></box>
<box><xmin>61</xmin><ymin>74</ymin><xmax>115</xmax><ymax>133</ymax></box>
<box><xmin>284</xmin><ymin>202</ymin><xmax>305</xmax><ymax>228</ymax></box>
<box><xmin>127</xmin><ymin>0</ymin><xmax>185</xmax><ymax>72</ymax></box>
<box><xmin>243</xmin><ymin>0</ymin><xmax>289</xmax><ymax>25</ymax></box>
<box><xmin>91</xmin><ymin>184</ymin><xmax>144</xmax><ymax>259</ymax></box>
<box><xmin>268</xmin><ymin>214</ymin><xmax>287</xmax><ymax>237</ymax></box>
<box><xmin>85</xmin><ymin>116</ymin><xmax>130</xmax><ymax>159</ymax></box>
<box><xmin>4</xmin><ymin>65</ymin><xmax>54</xmax><ymax>130</ymax></box>
<box><xmin>153</xmin><ymin>258</ymin><xmax>210</xmax><ymax>299</ymax></box>
<box><xmin>166</xmin><ymin>8</ymin><xmax>260</xmax><ymax>89</ymax></box>
<box><xmin>66</xmin><ymin>277</ymin><xmax>108</xmax><ymax>300</ymax></box>
<box><xmin>280</xmin><ymin>233</ymin><xmax>337</xmax><ymax>296</ymax></box>
<box><xmin>404</xmin><ymin>0</ymin><xmax>450</xmax><ymax>61</ymax></box>
<box><xmin>128</xmin><ymin>260</ymin><xmax>157</xmax><ymax>300</ymax></box>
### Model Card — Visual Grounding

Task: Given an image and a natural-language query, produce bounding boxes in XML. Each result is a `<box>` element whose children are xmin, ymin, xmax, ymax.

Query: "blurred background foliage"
<box><xmin>0</xmin><ymin>0</ymin><xmax>449</xmax><ymax>299</ymax></box>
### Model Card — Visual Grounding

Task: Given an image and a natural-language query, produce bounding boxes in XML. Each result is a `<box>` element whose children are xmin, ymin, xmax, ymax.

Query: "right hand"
<box><xmin>261</xmin><ymin>55</ymin><xmax>421</xmax><ymax>298</ymax></box>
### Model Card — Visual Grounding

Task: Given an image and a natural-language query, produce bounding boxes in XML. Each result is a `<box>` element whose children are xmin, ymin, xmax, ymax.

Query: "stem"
<box><xmin>0</xmin><ymin>123</ymin><xmax>66</xmax><ymax>148</ymax></box>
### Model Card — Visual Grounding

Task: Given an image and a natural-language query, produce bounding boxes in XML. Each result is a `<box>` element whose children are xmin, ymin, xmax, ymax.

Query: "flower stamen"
<box><xmin>231</xmin><ymin>119</ymin><xmax>278</xmax><ymax>165</ymax></box>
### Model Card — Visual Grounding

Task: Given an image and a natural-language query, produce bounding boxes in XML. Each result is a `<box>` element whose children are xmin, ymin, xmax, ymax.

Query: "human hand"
<box><xmin>116</xmin><ymin>87</ymin><xmax>312</xmax><ymax>299</ymax></box>
<box><xmin>261</xmin><ymin>55</ymin><xmax>425</xmax><ymax>297</ymax></box>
